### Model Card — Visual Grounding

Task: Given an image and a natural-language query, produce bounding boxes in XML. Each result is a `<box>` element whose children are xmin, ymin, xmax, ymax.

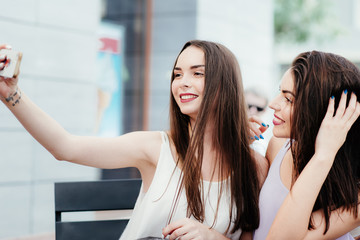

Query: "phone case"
<box><xmin>0</xmin><ymin>49</ymin><xmax>23</xmax><ymax>78</ymax></box>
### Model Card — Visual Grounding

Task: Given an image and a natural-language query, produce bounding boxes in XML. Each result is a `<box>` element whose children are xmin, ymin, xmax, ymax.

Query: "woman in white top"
<box><xmin>0</xmin><ymin>40</ymin><xmax>267</xmax><ymax>240</ymax></box>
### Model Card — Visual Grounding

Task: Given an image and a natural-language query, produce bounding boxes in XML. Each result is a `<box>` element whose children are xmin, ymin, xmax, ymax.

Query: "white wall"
<box><xmin>196</xmin><ymin>0</ymin><xmax>275</xmax><ymax>140</ymax></box>
<box><xmin>0</xmin><ymin>0</ymin><xmax>101</xmax><ymax>238</ymax></box>
<box><xmin>148</xmin><ymin>0</ymin><xmax>275</xmax><ymax>138</ymax></box>
<box><xmin>196</xmin><ymin>0</ymin><xmax>275</xmax><ymax>98</ymax></box>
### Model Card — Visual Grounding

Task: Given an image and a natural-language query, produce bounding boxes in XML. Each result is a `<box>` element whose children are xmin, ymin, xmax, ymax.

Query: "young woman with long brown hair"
<box><xmin>0</xmin><ymin>40</ymin><xmax>267</xmax><ymax>239</ymax></box>
<box><xmin>253</xmin><ymin>51</ymin><xmax>360</xmax><ymax>240</ymax></box>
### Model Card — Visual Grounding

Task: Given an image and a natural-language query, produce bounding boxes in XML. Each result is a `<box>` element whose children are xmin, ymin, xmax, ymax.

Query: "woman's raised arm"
<box><xmin>0</xmin><ymin>44</ymin><xmax>161</xmax><ymax>181</ymax></box>
<box><xmin>266</xmin><ymin>92</ymin><xmax>360</xmax><ymax>240</ymax></box>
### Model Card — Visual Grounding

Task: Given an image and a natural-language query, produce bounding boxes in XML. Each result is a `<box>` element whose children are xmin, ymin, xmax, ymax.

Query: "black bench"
<box><xmin>54</xmin><ymin>178</ymin><xmax>142</xmax><ymax>240</ymax></box>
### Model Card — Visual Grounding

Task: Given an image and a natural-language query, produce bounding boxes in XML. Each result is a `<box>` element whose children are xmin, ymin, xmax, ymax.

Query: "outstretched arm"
<box><xmin>0</xmin><ymin>44</ymin><xmax>160</xmax><ymax>183</ymax></box>
<box><xmin>266</xmin><ymin>91</ymin><xmax>360</xmax><ymax>240</ymax></box>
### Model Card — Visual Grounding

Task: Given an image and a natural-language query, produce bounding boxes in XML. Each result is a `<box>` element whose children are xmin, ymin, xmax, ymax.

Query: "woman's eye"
<box><xmin>285</xmin><ymin>97</ymin><xmax>293</xmax><ymax>103</ymax></box>
<box><xmin>174</xmin><ymin>73</ymin><xmax>182</xmax><ymax>78</ymax></box>
<box><xmin>194</xmin><ymin>72</ymin><xmax>204</xmax><ymax>76</ymax></box>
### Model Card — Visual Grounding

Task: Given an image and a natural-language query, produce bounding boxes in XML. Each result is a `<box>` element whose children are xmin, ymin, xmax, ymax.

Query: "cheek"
<box><xmin>284</xmin><ymin>105</ymin><xmax>293</xmax><ymax>120</ymax></box>
<box><xmin>199</xmin><ymin>80</ymin><xmax>205</xmax><ymax>93</ymax></box>
<box><xmin>171</xmin><ymin>82</ymin><xmax>177</xmax><ymax>96</ymax></box>
<box><xmin>284</xmin><ymin>107</ymin><xmax>293</xmax><ymax>133</ymax></box>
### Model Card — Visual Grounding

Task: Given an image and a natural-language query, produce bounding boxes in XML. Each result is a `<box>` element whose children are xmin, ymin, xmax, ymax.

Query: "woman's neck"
<box><xmin>202</xmin><ymin>122</ymin><xmax>225</xmax><ymax>181</ymax></box>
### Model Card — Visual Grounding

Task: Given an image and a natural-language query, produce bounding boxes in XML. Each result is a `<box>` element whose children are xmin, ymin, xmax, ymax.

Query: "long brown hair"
<box><xmin>169</xmin><ymin>40</ymin><xmax>260</xmax><ymax>233</ymax></box>
<box><xmin>290</xmin><ymin>51</ymin><xmax>360</xmax><ymax>233</ymax></box>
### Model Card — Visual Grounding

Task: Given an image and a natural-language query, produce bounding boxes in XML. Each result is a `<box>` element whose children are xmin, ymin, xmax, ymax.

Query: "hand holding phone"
<box><xmin>0</xmin><ymin>49</ymin><xmax>23</xmax><ymax>78</ymax></box>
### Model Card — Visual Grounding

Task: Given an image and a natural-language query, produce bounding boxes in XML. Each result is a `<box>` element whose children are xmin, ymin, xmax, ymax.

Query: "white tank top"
<box><xmin>120</xmin><ymin>131</ymin><xmax>241</xmax><ymax>239</ymax></box>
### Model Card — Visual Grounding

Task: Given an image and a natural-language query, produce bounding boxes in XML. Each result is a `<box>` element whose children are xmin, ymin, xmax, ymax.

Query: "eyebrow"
<box><xmin>174</xmin><ymin>65</ymin><xmax>205</xmax><ymax>70</ymax></box>
<box><xmin>282</xmin><ymin>90</ymin><xmax>295</xmax><ymax>96</ymax></box>
<box><xmin>279</xmin><ymin>85</ymin><xmax>295</xmax><ymax>96</ymax></box>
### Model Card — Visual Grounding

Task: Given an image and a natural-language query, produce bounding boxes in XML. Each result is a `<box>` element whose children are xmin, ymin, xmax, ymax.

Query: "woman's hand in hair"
<box><xmin>315</xmin><ymin>91</ymin><xmax>360</xmax><ymax>162</ymax></box>
<box><xmin>162</xmin><ymin>218</ymin><xmax>230</xmax><ymax>240</ymax></box>
<box><xmin>248</xmin><ymin>115</ymin><xmax>269</xmax><ymax>143</ymax></box>
<box><xmin>267</xmin><ymin>92</ymin><xmax>360</xmax><ymax>240</ymax></box>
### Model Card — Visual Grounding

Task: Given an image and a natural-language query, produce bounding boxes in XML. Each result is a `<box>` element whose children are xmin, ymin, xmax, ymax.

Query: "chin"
<box><xmin>272</xmin><ymin>129</ymin><xmax>290</xmax><ymax>139</ymax></box>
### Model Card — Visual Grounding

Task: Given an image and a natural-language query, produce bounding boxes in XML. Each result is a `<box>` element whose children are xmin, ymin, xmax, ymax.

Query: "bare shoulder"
<box><xmin>131</xmin><ymin>131</ymin><xmax>163</xmax><ymax>163</ymax></box>
<box><xmin>266</xmin><ymin>136</ymin><xmax>288</xmax><ymax>166</ymax></box>
<box><xmin>117</xmin><ymin>130</ymin><xmax>163</xmax><ymax>166</ymax></box>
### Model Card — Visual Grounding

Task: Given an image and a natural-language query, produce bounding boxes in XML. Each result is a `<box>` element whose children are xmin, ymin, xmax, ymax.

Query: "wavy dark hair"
<box><xmin>290</xmin><ymin>50</ymin><xmax>360</xmax><ymax>233</ymax></box>
<box><xmin>168</xmin><ymin>40</ymin><xmax>260</xmax><ymax>233</ymax></box>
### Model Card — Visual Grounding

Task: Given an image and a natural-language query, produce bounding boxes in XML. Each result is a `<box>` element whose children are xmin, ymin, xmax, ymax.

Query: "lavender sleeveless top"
<box><xmin>253</xmin><ymin>140</ymin><xmax>354</xmax><ymax>240</ymax></box>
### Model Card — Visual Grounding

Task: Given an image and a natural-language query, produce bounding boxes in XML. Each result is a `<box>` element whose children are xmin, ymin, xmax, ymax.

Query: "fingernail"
<box><xmin>261</xmin><ymin>123</ymin><xmax>266</xmax><ymax>127</ymax></box>
<box><xmin>260</xmin><ymin>134</ymin><xmax>264</xmax><ymax>139</ymax></box>
<box><xmin>344</xmin><ymin>89</ymin><xmax>348</xmax><ymax>94</ymax></box>
<box><xmin>331</xmin><ymin>95</ymin><xmax>334</xmax><ymax>99</ymax></box>
<box><xmin>254</xmin><ymin>136</ymin><xmax>259</xmax><ymax>140</ymax></box>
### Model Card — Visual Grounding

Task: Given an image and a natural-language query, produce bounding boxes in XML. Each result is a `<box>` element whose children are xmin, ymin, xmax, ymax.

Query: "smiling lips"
<box><xmin>180</xmin><ymin>93</ymin><xmax>198</xmax><ymax>103</ymax></box>
<box><xmin>273</xmin><ymin>114</ymin><xmax>285</xmax><ymax>126</ymax></box>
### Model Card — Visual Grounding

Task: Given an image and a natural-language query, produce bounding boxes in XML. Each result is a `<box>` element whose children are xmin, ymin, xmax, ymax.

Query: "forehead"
<box><xmin>280</xmin><ymin>69</ymin><xmax>295</xmax><ymax>91</ymax></box>
<box><xmin>176</xmin><ymin>46</ymin><xmax>205</xmax><ymax>67</ymax></box>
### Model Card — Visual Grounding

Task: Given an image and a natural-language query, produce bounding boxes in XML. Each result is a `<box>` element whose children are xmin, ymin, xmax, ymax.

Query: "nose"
<box><xmin>268</xmin><ymin>95</ymin><xmax>280</xmax><ymax>111</ymax></box>
<box><xmin>180</xmin><ymin>73</ymin><xmax>192</xmax><ymax>88</ymax></box>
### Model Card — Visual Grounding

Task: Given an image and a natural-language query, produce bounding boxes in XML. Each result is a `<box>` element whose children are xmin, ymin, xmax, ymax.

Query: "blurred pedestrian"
<box><xmin>245</xmin><ymin>88</ymin><xmax>268</xmax><ymax>118</ymax></box>
<box><xmin>245</xmin><ymin>88</ymin><xmax>270</xmax><ymax>156</ymax></box>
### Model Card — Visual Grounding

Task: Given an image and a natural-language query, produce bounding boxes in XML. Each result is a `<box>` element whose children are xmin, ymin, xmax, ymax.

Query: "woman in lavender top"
<box><xmin>252</xmin><ymin>51</ymin><xmax>360</xmax><ymax>240</ymax></box>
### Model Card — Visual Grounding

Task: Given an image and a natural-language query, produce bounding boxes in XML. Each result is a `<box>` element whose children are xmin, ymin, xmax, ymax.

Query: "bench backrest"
<box><xmin>54</xmin><ymin>178</ymin><xmax>142</xmax><ymax>240</ymax></box>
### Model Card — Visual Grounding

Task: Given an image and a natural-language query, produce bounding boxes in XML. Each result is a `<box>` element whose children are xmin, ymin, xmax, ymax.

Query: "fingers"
<box><xmin>326</xmin><ymin>91</ymin><xmax>360</xmax><ymax>132</ymax></box>
<box><xmin>163</xmin><ymin>218</ymin><xmax>206</xmax><ymax>240</ymax></box>
<box><xmin>163</xmin><ymin>222</ymin><xmax>189</xmax><ymax>240</ymax></box>
<box><xmin>0</xmin><ymin>44</ymin><xmax>12</xmax><ymax>70</ymax></box>
<box><xmin>259</xmin><ymin>124</ymin><xmax>269</xmax><ymax>134</ymax></box>
<box><xmin>347</xmin><ymin>95</ymin><xmax>360</xmax><ymax>128</ymax></box>
<box><xmin>343</xmin><ymin>92</ymin><xmax>358</xmax><ymax>121</ymax></box>
<box><xmin>0</xmin><ymin>54</ymin><xmax>5</xmax><ymax>70</ymax></box>
<box><xmin>249</xmin><ymin>116</ymin><xmax>269</xmax><ymax>133</ymax></box>
<box><xmin>333</xmin><ymin>91</ymin><xmax>360</xmax><ymax>124</ymax></box>
<box><xmin>163</xmin><ymin>220</ymin><xmax>183</xmax><ymax>238</ymax></box>
<box><xmin>0</xmin><ymin>44</ymin><xmax>12</xmax><ymax>50</ymax></box>
<box><xmin>249</xmin><ymin>125</ymin><xmax>262</xmax><ymax>141</ymax></box>
<box><xmin>324</xmin><ymin>95</ymin><xmax>335</xmax><ymax>119</ymax></box>
<box><xmin>169</xmin><ymin>225</ymin><xmax>191</xmax><ymax>240</ymax></box>
<box><xmin>334</xmin><ymin>89</ymin><xmax>348</xmax><ymax>119</ymax></box>
<box><xmin>249</xmin><ymin>115</ymin><xmax>263</xmax><ymax>126</ymax></box>
<box><xmin>248</xmin><ymin>115</ymin><xmax>269</xmax><ymax>141</ymax></box>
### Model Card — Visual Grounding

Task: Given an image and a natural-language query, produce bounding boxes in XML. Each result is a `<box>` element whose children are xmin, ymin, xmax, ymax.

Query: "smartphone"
<box><xmin>0</xmin><ymin>49</ymin><xmax>23</xmax><ymax>78</ymax></box>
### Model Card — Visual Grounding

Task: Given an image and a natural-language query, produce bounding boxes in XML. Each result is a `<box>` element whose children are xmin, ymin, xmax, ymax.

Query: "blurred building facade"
<box><xmin>275</xmin><ymin>0</ymin><xmax>360</xmax><ymax>79</ymax></box>
<box><xmin>1</xmin><ymin>0</ymin><xmax>360</xmax><ymax>238</ymax></box>
<box><xmin>0</xmin><ymin>0</ymin><xmax>318</xmax><ymax>238</ymax></box>
<box><xmin>0</xmin><ymin>0</ymin><xmax>101</xmax><ymax>238</ymax></box>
